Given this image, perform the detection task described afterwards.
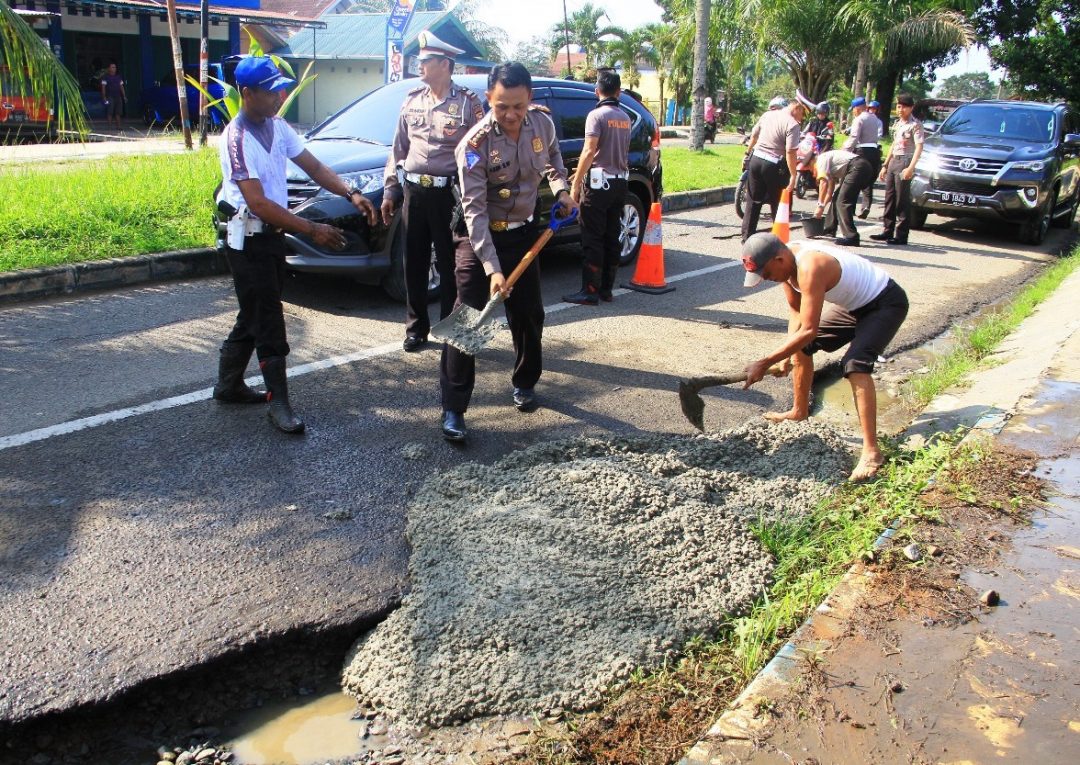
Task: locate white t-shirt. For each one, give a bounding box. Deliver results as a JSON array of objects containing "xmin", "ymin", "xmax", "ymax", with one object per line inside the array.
[
  {"xmin": 791, "ymin": 240, "xmax": 889, "ymax": 311},
  {"xmin": 218, "ymin": 113, "xmax": 305, "ymax": 220}
]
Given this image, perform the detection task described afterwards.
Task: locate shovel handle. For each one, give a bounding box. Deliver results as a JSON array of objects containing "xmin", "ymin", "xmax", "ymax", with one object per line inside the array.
[{"xmin": 501, "ymin": 228, "xmax": 555, "ymax": 292}]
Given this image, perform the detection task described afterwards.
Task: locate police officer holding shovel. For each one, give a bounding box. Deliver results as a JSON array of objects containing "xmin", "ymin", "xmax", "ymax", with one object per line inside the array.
[
  {"xmin": 562, "ymin": 69, "xmax": 631, "ymax": 306},
  {"xmin": 214, "ymin": 56, "xmax": 376, "ymax": 434},
  {"xmin": 439, "ymin": 62, "xmax": 577, "ymax": 442},
  {"xmin": 382, "ymin": 32, "xmax": 485, "ymax": 352}
]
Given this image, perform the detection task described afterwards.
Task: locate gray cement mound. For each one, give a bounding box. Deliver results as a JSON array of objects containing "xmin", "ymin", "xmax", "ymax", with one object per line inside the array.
[{"xmin": 343, "ymin": 420, "xmax": 851, "ymax": 726}]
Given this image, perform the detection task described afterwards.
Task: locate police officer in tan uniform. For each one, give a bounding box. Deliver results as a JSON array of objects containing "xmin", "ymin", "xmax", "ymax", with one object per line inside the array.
[
  {"xmin": 382, "ymin": 32, "xmax": 485, "ymax": 352},
  {"xmin": 439, "ymin": 62, "xmax": 578, "ymax": 442},
  {"xmin": 870, "ymin": 93, "xmax": 925, "ymax": 246}
]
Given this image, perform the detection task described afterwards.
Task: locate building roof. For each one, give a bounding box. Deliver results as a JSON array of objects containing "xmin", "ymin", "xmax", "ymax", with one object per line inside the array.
[
  {"xmin": 258, "ymin": 0, "xmax": 349, "ymax": 21},
  {"xmin": 273, "ymin": 11, "xmax": 480, "ymax": 62},
  {"xmin": 62, "ymin": 1, "xmax": 327, "ymax": 29}
]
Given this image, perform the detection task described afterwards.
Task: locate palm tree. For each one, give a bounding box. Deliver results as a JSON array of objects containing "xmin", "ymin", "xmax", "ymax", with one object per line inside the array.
[
  {"xmin": 641, "ymin": 22, "xmax": 677, "ymax": 124},
  {"xmin": 690, "ymin": 0, "xmax": 711, "ymax": 150},
  {"xmin": 550, "ymin": 2, "xmax": 624, "ymax": 72},
  {"xmin": 0, "ymin": 1, "xmax": 86, "ymax": 135},
  {"xmin": 604, "ymin": 28, "xmax": 656, "ymax": 91}
]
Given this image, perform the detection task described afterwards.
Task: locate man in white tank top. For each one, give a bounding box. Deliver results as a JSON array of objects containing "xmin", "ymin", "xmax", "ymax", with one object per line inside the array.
[{"xmin": 739, "ymin": 233, "xmax": 909, "ymax": 480}]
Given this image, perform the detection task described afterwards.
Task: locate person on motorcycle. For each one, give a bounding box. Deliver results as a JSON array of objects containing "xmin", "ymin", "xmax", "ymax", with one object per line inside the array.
[
  {"xmin": 805, "ymin": 102, "xmax": 834, "ymax": 153},
  {"xmin": 704, "ymin": 97, "xmax": 717, "ymax": 143}
]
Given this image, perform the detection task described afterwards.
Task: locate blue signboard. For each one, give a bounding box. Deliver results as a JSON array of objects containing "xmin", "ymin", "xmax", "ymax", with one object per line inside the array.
[
  {"xmin": 385, "ymin": 0, "xmax": 417, "ymax": 84},
  {"xmin": 387, "ymin": 0, "xmax": 416, "ymax": 36}
]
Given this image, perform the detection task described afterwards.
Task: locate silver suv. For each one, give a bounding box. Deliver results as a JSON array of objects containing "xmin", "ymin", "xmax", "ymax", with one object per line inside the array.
[{"xmin": 910, "ymin": 100, "xmax": 1080, "ymax": 244}]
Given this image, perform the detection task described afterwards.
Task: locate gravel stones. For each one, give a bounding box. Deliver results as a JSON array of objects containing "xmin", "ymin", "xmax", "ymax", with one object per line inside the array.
[{"xmin": 343, "ymin": 420, "xmax": 850, "ymax": 726}]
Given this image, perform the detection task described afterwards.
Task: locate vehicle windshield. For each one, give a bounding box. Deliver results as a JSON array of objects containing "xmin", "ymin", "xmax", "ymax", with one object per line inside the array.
[
  {"xmin": 306, "ymin": 84, "xmax": 413, "ymax": 145},
  {"xmin": 941, "ymin": 105, "xmax": 1056, "ymax": 143}
]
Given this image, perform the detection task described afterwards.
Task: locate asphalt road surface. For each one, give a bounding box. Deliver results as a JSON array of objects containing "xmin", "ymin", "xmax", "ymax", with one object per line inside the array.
[{"xmin": 0, "ymin": 198, "xmax": 1070, "ymax": 727}]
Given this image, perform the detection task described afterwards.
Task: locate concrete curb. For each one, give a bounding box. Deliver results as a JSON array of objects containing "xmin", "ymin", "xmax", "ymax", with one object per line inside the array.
[
  {"xmin": 0, "ymin": 248, "xmax": 227, "ymax": 306},
  {"xmin": 679, "ymin": 265, "xmax": 1080, "ymax": 763},
  {"xmin": 0, "ymin": 188, "xmax": 740, "ymax": 306}
]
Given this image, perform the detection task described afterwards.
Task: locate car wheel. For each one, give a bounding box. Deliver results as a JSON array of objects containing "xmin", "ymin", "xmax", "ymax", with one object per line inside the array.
[
  {"xmin": 1052, "ymin": 187, "xmax": 1078, "ymax": 229},
  {"xmin": 618, "ymin": 190, "xmax": 647, "ymax": 266},
  {"xmin": 909, "ymin": 206, "xmax": 928, "ymax": 230},
  {"xmin": 1019, "ymin": 195, "xmax": 1052, "ymax": 246},
  {"xmin": 143, "ymin": 105, "xmax": 157, "ymax": 126},
  {"xmin": 735, "ymin": 173, "xmax": 747, "ymax": 220},
  {"xmin": 380, "ymin": 226, "xmax": 441, "ymax": 303}
]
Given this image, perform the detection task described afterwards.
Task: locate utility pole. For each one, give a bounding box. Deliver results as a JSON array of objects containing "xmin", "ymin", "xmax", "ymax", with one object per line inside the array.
[
  {"xmin": 690, "ymin": 0, "xmax": 710, "ymax": 150},
  {"xmin": 199, "ymin": 0, "xmax": 209, "ymax": 146},
  {"xmin": 166, "ymin": 0, "xmax": 193, "ymax": 149},
  {"xmin": 562, "ymin": 0, "xmax": 572, "ymax": 79}
]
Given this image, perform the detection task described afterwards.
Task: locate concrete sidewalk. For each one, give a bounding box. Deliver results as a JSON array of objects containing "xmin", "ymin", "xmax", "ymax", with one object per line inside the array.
[{"xmin": 684, "ymin": 266, "xmax": 1080, "ymax": 764}]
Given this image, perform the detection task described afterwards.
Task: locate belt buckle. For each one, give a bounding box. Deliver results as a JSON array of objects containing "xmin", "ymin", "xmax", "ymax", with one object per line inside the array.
[
  {"xmin": 490, "ymin": 220, "xmax": 509, "ymax": 232},
  {"xmin": 419, "ymin": 174, "xmax": 433, "ymax": 188}
]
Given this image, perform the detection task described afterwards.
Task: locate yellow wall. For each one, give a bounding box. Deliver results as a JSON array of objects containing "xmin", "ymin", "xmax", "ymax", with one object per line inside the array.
[{"xmin": 286, "ymin": 59, "xmax": 384, "ymax": 126}]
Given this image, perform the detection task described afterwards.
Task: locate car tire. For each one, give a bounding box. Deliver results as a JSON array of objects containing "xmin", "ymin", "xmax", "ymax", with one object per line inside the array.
[
  {"xmin": 909, "ymin": 206, "xmax": 928, "ymax": 230},
  {"xmin": 618, "ymin": 190, "xmax": 647, "ymax": 266},
  {"xmin": 1052, "ymin": 187, "xmax": 1078, "ymax": 229},
  {"xmin": 734, "ymin": 173, "xmax": 747, "ymax": 220},
  {"xmin": 380, "ymin": 225, "xmax": 441, "ymax": 303},
  {"xmin": 1019, "ymin": 195, "xmax": 1052, "ymax": 246},
  {"xmin": 143, "ymin": 105, "xmax": 157, "ymax": 126}
]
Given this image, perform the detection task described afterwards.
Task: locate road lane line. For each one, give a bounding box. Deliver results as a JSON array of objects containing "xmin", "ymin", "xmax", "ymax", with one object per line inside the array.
[{"xmin": 0, "ymin": 260, "xmax": 740, "ymax": 452}]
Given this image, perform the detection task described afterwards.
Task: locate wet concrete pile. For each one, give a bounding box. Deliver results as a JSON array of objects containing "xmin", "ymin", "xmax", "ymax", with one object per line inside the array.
[{"xmin": 343, "ymin": 420, "xmax": 851, "ymax": 727}]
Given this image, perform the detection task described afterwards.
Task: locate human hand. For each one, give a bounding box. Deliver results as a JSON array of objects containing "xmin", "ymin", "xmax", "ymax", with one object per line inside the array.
[
  {"xmin": 879, "ymin": 168, "xmax": 887, "ymax": 181},
  {"xmin": 489, "ymin": 272, "xmax": 509, "ymax": 298},
  {"xmin": 743, "ymin": 359, "xmax": 772, "ymax": 389},
  {"xmin": 310, "ymin": 222, "xmax": 348, "ymax": 251},
  {"xmin": 380, "ymin": 198, "xmax": 395, "ymax": 227},
  {"xmin": 901, "ymin": 167, "xmax": 914, "ymax": 181},
  {"xmin": 557, "ymin": 192, "xmax": 579, "ymax": 220}
]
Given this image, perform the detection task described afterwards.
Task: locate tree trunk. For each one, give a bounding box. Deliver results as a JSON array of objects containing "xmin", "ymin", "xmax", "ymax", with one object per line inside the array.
[
  {"xmin": 658, "ymin": 73, "xmax": 666, "ymax": 126},
  {"xmin": 853, "ymin": 47, "xmax": 869, "ymax": 99},
  {"xmin": 876, "ymin": 65, "xmax": 900, "ymax": 134},
  {"xmin": 690, "ymin": 0, "xmax": 710, "ymax": 150}
]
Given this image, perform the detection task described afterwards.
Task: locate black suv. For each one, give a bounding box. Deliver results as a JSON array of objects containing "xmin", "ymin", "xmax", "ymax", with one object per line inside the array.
[
  {"xmin": 910, "ymin": 100, "xmax": 1080, "ymax": 244},
  {"xmin": 274, "ymin": 75, "xmax": 662, "ymax": 301}
]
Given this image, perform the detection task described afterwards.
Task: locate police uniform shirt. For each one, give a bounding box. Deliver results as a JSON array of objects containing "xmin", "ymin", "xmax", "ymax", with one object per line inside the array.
[
  {"xmin": 586, "ymin": 100, "xmax": 631, "ymax": 175},
  {"xmin": 849, "ymin": 111, "xmax": 883, "ymax": 145},
  {"xmin": 891, "ymin": 115, "xmax": 925, "ymax": 157},
  {"xmin": 219, "ymin": 113, "xmax": 305, "ymax": 218},
  {"xmin": 751, "ymin": 109, "xmax": 801, "ymax": 161},
  {"xmin": 455, "ymin": 106, "xmax": 570, "ymax": 276},
  {"xmin": 815, "ymin": 149, "xmax": 859, "ymax": 182},
  {"xmin": 384, "ymin": 81, "xmax": 485, "ymax": 193}
]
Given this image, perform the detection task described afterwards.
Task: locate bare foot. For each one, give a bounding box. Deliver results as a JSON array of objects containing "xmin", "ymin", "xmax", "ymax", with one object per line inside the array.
[
  {"xmin": 849, "ymin": 453, "xmax": 885, "ymax": 482},
  {"xmin": 763, "ymin": 409, "xmax": 808, "ymax": 423}
]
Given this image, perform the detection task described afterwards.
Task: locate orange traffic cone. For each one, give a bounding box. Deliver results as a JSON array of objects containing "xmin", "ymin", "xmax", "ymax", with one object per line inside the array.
[
  {"xmin": 623, "ymin": 202, "xmax": 675, "ymax": 294},
  {"xmin": 771, "ymin": 188, "xmax": 792, "ymax": 243}
]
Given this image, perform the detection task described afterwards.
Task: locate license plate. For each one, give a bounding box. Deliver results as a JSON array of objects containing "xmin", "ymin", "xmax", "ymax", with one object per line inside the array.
[
  {"xmin": 8, "ymin": 111, "xmax": 27, "ymax": 123},
  {"xmin": 936, "ymin": 191, "xmax": 978, "ymax": 205}
]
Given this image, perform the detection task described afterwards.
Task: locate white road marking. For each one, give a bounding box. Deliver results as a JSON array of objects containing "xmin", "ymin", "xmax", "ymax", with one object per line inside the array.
[{"xmin": 0, "ymin": 261, "xmax": 740, "ymax": 452}]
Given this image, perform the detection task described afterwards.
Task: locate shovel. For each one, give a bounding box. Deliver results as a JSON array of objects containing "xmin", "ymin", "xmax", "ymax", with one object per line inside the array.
[
  {"xmin": 432, "ymin": 203, "xmax": 579, "ymax": 356},
  {"xmin": 678, "ymin": 365, "xmax": 786, "ymax": 432}
]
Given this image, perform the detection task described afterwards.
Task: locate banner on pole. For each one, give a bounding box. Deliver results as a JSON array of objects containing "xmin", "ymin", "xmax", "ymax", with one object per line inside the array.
[{"xmin": 384, "ymin": 0, "xmax": 417, "ymax": 83}]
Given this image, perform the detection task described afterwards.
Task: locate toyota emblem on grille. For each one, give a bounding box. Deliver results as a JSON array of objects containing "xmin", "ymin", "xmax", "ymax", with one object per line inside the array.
[{"xmin": 958, "ymin": 158, "xmax": 978, "ymax": 171}]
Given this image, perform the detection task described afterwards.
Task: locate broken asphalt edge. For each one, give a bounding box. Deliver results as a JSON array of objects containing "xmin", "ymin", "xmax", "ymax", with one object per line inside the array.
[
  {"xmin": 679, "ymin": 262, "xmax": 1080, "ymax": 762},
  {"xmin": 0, "ymin": 188, "xmax": 737, "ymax": 307}
]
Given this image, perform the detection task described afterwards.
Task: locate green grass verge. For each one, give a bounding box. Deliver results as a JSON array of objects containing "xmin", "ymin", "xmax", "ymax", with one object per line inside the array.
[
  {"xmin": 662, "ymin": 145, "xmax": 745, "ymax": 193},
  {"xmin": 0, "ymin": 150, "xmax": 219, "ymax": 272},
  {"xmin": 904, "ymin": 245, "xmax": 1080, "ymax": 405}
]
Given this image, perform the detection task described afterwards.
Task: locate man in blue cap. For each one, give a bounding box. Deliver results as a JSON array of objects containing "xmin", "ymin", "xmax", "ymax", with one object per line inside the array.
[
  {"xmin": 844, "ymin": 96, "xmax": 883, "ymax": 219},
  {"xmin": 214, "ymin": 56, "xmax": 376, "ymax": 434}
]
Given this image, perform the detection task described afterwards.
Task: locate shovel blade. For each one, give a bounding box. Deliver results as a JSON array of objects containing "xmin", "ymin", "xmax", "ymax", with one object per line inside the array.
[
  {"xmin": 431, "ymin": 299, "xmax": 502, "ymax": 356},
  {"xmin": 678, "ymin": 379, "xmax": 706, "ymax": 432}
]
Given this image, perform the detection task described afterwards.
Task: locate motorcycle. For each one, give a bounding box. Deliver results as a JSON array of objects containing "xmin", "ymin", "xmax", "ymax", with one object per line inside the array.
[
  {"xmin": 794, "ymin": 123, "xmax": 834, "ymax": 199},
  {"xmin": 734, "ymin": 154, "xmax": 773, "ymax": 221},
  {"xmin": 704, "ymin": 118, "xmax": 717, "ymax": 143}
]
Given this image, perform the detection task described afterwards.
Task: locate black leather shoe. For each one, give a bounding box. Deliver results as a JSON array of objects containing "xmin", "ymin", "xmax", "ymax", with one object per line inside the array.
[
  {"xmin": 403, "ymin": 335, "xmax": 427, "ymax": 352},
  {"xmin": 562, "ymin": 289, "xmax": 599, "ymax": 306},
  {"xmin": 512, "ymin": 387, "xmax": 537, "ymax": 412},
  {"xmin": 441, "ymin": 410, "xmax": 466, "ymax": 442},
  {"xmin": 599, "ymin": 289, "xmax": 614, "ymax": 302},
  {"xmin": 834, "ymin": 235, "xmax": 860, "ymax": 246},
  {"xmin": 857, "ymin": 207, "xmax": 871, "ymax": 219},
  {"xmin": 886, "ymin": 237, "xmax": 908, "ymax": 245},
  {"xmin": 869, "ymin": 231, "xmax": 893, "ymax": 241}
]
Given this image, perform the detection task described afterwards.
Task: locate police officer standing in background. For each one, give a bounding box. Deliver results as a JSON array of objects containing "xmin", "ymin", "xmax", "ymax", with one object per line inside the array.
[
  {"xmin": 845, "ymin": 97, "xmax": 883, "ymax": 218},
  {"xmin": 563, "ymin": 69, "xmax": 631, "ymax": 306},
  {"xmin": 871, "ymin": 93, "xmax": 925, "ymax": 246},
  {"xmin": 215, "ymin": 57, "xmax": 376, "ymax": 433},
  {"xmin": 382, "ymin": 32, "xmax": 486, "ymax": 352},
  {"xmin": 439, "ymin": 62, "xmax": 578, "ymax": 442},
  {"xmin": 742, "ymin": 99, "xmax": 807, "ymax": 242}
]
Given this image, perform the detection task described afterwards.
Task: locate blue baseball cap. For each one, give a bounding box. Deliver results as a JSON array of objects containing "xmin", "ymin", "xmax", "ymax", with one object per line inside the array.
[
  {"xmin": 234, "ymin": 56, "xmax": 294, "ymax": 92},
  {"xmin": 850, "ymin": 96, "xmax": 866, "ymax": 108},
  {"xmin": 868, "ymin": 100, "xmax": 880, "ymax": 109}
]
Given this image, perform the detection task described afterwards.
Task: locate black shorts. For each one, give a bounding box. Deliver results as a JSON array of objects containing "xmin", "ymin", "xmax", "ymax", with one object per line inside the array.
[{"xmin": 802, "ymin": 280, "xmax": 909, "ymax": 376}]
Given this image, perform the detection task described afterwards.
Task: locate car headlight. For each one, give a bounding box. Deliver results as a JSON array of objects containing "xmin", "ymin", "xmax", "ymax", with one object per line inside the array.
[
  {"xmin": 915, "ymin": 154, "xmax": 940, "ymax": 174},
  {"xmin": 314, "ymin": 171, "xmax": 383, "ymax": 200},
  {"xmin": 1010, "ymin": 160, "xmax": 1045, "ymax": 173}
]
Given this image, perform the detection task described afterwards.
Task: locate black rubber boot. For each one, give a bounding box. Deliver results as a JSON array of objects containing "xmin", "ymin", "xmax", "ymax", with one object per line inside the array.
[
  {"xmin": 259, "ymin": 356, "xmax": 305, "ymax": 434},
  {"xmin": 213, "ymin": 341, "xmax": 264, "ymax": 404}
]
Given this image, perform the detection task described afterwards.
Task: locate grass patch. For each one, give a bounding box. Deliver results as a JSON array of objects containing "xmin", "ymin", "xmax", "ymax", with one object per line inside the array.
[
  {"xmin": 662, "ymin": 145, "xmax": 745, "ymax": 193},
  {"xmin": 528, "ymin": 434, "xmax": 976, "ymax": 765},
  {"xmin": 904, "ymin": 245, "xmax": 1080, "ymax": 405},
  {"xmin": 0, "ymin": 150, "xmax": 219, "ymax": 272}
]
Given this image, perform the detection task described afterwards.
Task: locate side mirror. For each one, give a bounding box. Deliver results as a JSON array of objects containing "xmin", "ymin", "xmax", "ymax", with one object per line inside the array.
[{"xmin": 1065, "ymin": 133, "xmax": 1080, "ymax": 147}]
